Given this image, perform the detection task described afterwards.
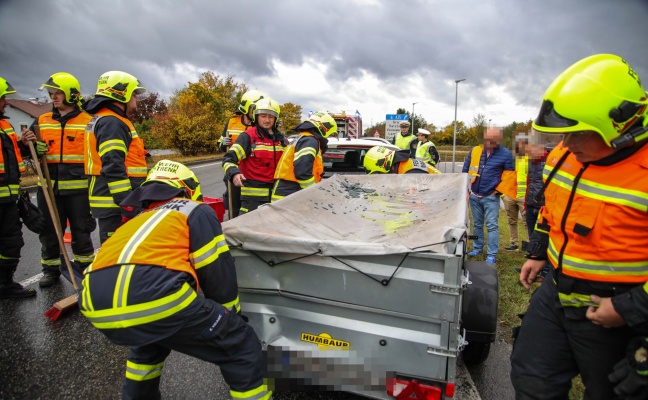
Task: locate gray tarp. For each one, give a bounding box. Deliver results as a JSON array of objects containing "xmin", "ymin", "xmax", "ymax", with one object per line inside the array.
[{"xmin": 222, "ymin": 173, "xmax": 470, "ymax": 256}]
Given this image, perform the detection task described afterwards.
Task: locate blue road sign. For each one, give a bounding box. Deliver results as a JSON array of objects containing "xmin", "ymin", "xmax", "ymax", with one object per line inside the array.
[{"xmin": 386, "ymin": 114, "xmax": 409, "ymax": 121}]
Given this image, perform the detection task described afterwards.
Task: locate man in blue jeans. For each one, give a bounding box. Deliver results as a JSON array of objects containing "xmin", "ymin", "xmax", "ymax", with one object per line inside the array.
[{"xmin": 462, "ymin": 128, "xmax": 514, "ymax": 264}]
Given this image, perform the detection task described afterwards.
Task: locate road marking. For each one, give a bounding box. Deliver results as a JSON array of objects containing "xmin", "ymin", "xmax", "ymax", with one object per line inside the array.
[{"xmin": 21, "ymin": 273, "xmax": 44, "ymax": 287}]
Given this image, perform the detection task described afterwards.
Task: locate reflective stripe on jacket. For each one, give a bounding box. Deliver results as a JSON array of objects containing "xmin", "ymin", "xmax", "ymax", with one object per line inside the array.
[
  {"xmin": 415, "ymin": 141, "xmax": 436, "ymax": 165},
  {"xmin": 515, "ymin": 155, "xmax": 528, "ymax": 198},
  {"xmin": 223, "ymin": 126, "xmax": 285, "ymax": 184},
  {"xmin": 0, "ymin": 119, "xmax": 25, "ymax": 200},
  {"xmin": 540, "ymin": 144, "xmax": 648, "ymax": 290}
]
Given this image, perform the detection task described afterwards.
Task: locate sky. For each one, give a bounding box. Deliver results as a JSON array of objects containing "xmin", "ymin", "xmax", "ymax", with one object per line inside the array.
[{"xmin": 2, "ymin": 0, "xmax": 647, "ymax": 131}]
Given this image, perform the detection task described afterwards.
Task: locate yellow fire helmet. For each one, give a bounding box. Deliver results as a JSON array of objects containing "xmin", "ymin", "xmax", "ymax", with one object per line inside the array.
[
  {"xmin": 238, "ymin": 89, "xmax": 266, "ymax": 115},
  {"xmin": 308, "ymin": 111, "xmax": 338, "ymax": 138},
  {"xmin": 144, "ymin": 160, "xmax": 202, "ymax": 201},
  {"xmin": 40, "ymin": 72, "xmax": 83, "ymax": 105},
  {"xmin": 253, "ymin": 97, "xmax": 281, "ymax": 125},
  {"xmin": 0, "ymin": 77, "xmax": 17, "ymax": 98},
  {"xmin": 363, "ymin": 146, "xmax": 396, "ymax": 174},
  {"xmin": 533, "ymin": 54, "xmax": 648, "ymax": 148},
  {"xmin": 95, "ymin": 71, "xmax": 146, "ymax": 103}
]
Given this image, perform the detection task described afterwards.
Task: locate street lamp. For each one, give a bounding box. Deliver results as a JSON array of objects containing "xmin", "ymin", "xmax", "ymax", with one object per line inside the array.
[
  {"xmin": 411, "ymin": 102, "xmax": 418, "ymax": 136},
  {"xmin": 452, "ymin": 79, "xmax": 466, "ymax": 172},
  {"xmin": 488, "ymin": 118, "xmax": 492, "ymax": 129}
]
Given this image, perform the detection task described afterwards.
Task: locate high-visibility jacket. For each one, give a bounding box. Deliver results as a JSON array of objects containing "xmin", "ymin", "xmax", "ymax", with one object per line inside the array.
[
  {"xmin": 515, "ymin": 155, "xmax": 528, "ymax": 199},
  {"xmin": 222, "ymin": 126, "xmax": 286, "ymax": 200},
  {"xmin": 218, "ymin": 115, "xmax": 247, "ymax": 152},
  {"xmin": 538, "ymin": 143, "xmax": 648, "ymax": 306},
  {"xmin": 81, "ymin": 197, "xmax": 240, "ymax": 331},
  {"xmin": 38, "ymin": 110, "xmax": 92, "ymax": 194},
  {"xmin": 394, "ymin": 132, "xmax": 415, "ymax": 150},
  {"xmin": 466, "ymin": 145, "xmax": 516, "ymax": 198},
  {"xmin": 84, "ymin": 108, "xmax": 147, "ymax": 216},
  {"xmin": 0, "ymin": 119, "xmax": 25, "ymax": 201},
  {"xmin": 415, "ymin": 140, "xmax": 438, "ymax": 166},
  {"xmin": 274, "ymin": 134, "xmax": 323, "ymax": 187}
]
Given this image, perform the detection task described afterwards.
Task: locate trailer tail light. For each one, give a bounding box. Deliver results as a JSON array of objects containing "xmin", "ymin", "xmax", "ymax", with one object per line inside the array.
[{"xmin": 386, "ymin": 377, "xmax": 443, "ymax": 400}]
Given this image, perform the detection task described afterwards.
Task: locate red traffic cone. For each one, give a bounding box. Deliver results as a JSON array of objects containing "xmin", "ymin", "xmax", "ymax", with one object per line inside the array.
[{"xmin": 63, "ymin": 221, "xmax": 71, "ymax": 243}]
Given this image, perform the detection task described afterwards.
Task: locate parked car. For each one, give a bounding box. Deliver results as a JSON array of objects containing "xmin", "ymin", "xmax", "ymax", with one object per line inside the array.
[{"xmin": 323, "ymin": 137, "xmax": 399, "ymax": 176}]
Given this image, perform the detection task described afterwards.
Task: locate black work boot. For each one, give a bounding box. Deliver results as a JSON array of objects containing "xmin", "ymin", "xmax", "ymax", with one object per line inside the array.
[
  {"xmin": 39, "ymin": 267, "xmax": 61, "ymax": 287},
  {"xmin": 0, "ymin": 268, "xmax": 36, "ymax": 299}
]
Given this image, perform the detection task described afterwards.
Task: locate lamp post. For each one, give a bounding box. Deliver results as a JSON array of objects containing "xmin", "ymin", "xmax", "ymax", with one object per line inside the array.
[
  {"xmin": 488, "ymin": 118, "xmax": 492, "ymax": 129},
  {"xmin": 452, "ymin": 79, "xmax": 466, "ymax": 172},
  {"xmin": 411, "ymin": 102, "xmax": 418, "ymax": 136}
]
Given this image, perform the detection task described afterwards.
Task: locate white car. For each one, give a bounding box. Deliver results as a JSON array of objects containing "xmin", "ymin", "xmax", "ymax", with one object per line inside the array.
[{"xmin": 323, "ymin": 136, "xmax": 399, "ymax": 175}]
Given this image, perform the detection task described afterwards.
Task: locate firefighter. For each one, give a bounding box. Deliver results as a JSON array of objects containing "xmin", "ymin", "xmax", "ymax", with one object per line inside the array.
[
  {"xmin": 218, "ymin": 90, "xmax": 266, "ymax": 218},
  {"xmin": 510, "ymin": 54, "xmax": 648, "ymax": 399},
  {"xmin": 80, "ymin": 160, "xmax": 270, "ymax": 400},
  {"xmin": 363, "ymin": 145, "xmax": 441, "ymax": 174},
  {"xmin": 0, "ymin": 77, "xmax": 40, "ymax": 298},
  {"xmin": 83, "ymin": 71, "xmax": 148, "ymax": 243},
  {"xmin": 391, "ymin": 120, "xmax": 415, "ymax": 150},
  {"xmin": 222, "ymin": 98, "xmax": 287, "ymax": 215},
  {"xmin": 413, "ymin": 128, "xmax": 440, "ymax": 166},
  {"xmin": 25, "ymin": 72, "xmax": 96, "ymax": 287},
  {"xmin": 271, "ymin": 111, "xmax": 337, "ymax": 202}
]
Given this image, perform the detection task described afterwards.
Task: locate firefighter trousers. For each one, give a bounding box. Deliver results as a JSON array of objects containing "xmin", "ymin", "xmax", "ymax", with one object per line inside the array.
[
  {"xmin": 0, "ymin": 200, "xmax": 23, "ymax": 280},
  {"xmin": 510, "ymin": 268, "xmax": 635, "ymax": 399},
  {"xmin": 37, "ymin": 190, "xmax": 95, "ymax": 269},
  {"xmin": 121, "ymin": 297, "xmax": 269, "ymax": 400}
]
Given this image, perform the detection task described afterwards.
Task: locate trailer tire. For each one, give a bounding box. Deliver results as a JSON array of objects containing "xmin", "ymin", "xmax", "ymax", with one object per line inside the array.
[{"xmin": 462, "ymin": 341, "xmax": 491, "ymax": 366}]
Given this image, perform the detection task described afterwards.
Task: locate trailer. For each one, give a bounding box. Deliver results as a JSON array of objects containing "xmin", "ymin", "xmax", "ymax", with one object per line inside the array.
[{"xmin": 222, "ymin": 173, "xmax": 498, "ymax": 399}]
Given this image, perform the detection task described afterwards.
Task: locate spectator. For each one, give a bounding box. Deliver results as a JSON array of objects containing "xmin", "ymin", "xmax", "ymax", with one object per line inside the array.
[
  {"xmin": 462, "ymin": 127, "xmax": 515, "ymax": 265},
  {"xmin": 503, "ymin": 133, "xmax": 529, "ymax": 251}
]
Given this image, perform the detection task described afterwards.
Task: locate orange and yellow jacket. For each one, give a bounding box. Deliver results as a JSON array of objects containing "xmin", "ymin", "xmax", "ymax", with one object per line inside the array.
[{"xmin": 0, "ymin": 118, "xmax": 25, "ymax": 201}]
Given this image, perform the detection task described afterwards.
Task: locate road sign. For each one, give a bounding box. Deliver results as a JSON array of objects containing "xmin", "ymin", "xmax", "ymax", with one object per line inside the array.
[{"xmin": 385, "ymin": 114, "xmax": 409, "ymax": 142}]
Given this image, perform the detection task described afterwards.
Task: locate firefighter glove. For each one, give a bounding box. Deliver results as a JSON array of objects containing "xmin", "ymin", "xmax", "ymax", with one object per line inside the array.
[
  {"xmin": 35, "ymin": 140, "xmax": 49, "ymax": 157},
  {"xmin": 221, "ymin": 136, "xmax": 231, "ymax": 146},
  {"xmin": 609, "ymin": 336, "xmax": 648, "ymax": 400}
]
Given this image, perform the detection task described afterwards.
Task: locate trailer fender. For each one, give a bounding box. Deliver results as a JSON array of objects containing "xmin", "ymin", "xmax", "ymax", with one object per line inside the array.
[{"xmin": 461, "ymin": 260, "xmax": 499, "ymax": 344}]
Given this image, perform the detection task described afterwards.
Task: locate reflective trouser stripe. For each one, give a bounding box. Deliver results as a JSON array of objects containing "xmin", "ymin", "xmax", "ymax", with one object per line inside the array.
[
  {"xmin": 125, "ymin": 360, "xmax": 164, "ymax": 381},
  {"xmin": 230, "ymin": 383, "xmax": 272, "ymax": 400}
]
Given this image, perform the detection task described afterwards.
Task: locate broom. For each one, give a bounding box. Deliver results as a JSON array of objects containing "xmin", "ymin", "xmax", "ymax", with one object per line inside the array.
[{"xmin": 27, "ymin": 127, "xmax": 81, "ymax": 321}]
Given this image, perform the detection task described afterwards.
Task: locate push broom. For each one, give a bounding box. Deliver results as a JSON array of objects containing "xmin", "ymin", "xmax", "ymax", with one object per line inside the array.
[{"xmin": 27, "ymin": 127, "xmax": 82, "ymax": 321}]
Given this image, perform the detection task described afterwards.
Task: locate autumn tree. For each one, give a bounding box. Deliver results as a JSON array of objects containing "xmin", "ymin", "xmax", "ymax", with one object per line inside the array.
[
  {"xmin": 278, "ymin": 102, "xmax": 302, "ymax": 134},
  {"xmin": 131, "ymin": 92, "xmax": 168, "ymax": 124},
  {"xmin": 148, "ymin": 72, "xmax": 248, "ymax": 155}
]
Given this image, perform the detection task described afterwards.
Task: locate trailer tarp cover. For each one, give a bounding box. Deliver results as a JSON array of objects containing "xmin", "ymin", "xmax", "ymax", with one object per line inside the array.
[{"xmin": 222, "ymin": 173, "xmax": 469, "ymax": 256}]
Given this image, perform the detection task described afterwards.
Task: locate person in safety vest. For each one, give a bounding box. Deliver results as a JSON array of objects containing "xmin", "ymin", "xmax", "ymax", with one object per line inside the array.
[
  {"xmin": 80, "ymin": 160, "xmax": 270, "ymax": 400},
  {"xmin": 0, "ymin": 77, "xmax": 40, "ymax": 298},
  {"xmin": 510, "ymin": 54, "xmax": 648, "ymax": 400},
  {"xmin": 413, "ymin": 128, "xmax": 440, "ymax": 166},
  {"xmin": 83, "ymin": 71, "xmax": 148, "ymax": 243},
  {"xmin": 363, "ymin": 145, "xmax": 441, "ymax": 174},
  {"xmin": 391, "ymin": 120, "xmax": 415, "ymax": 150},
  {"xmin": 271, "ymin": 111, "xmax": 337, "ymax": 202},
  {"xmin": 218, "ymin": 90, "xmax": 266, "ymax": 218},
  {"xmin": 502, "ymin": 133, "xmax": 529, "ymax": 253},
  {"xmin": 22, "ymin": 73, "xmax": 96, "ymax": 287},
  {"xmin": 222, "ymin": 97, "xmax": 287, "ymax": 215},
  {"xmin": 461, "ymin": 127, "xmax": 515, "ymax": 265}
]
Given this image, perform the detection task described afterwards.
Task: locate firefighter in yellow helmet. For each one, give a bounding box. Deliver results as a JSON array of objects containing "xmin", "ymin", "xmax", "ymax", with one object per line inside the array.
[
  {"xmin": 510, "ymin": 54, "xmax": 648, "ymax": 399},
  {"xmin": 271, "ymin": 111, "xmax": 337, "ymax": 202},
  {"xmin": 22, "ymin": 72, "xmax": 96, "ymax": 287},
  {"xmin": 222, "ymin": 98, "xmax": 287, "ymax": 215},
  {"xmin": 0, "ymin": 77, "xmax": 39, "ymax": 298},
  {"xmin": 363, "ymin": 145, "xmax": 441, "ymax": 174},
  {"xmin": 80, "ymin": 160, "xmax": 270, "ymax": 400},
  {"xmin": 218, "ymin": 90, "xmax": 266, "ymax": 219},
  {"xmin": 83, "ymin": 71, "xmax": 149, "ymax": 243}
]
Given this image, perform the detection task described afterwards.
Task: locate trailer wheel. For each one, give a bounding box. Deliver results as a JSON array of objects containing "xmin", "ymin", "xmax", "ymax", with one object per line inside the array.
[{"xmin": 462, "ymin": 341, "xmax": 491, "ymax": 366}]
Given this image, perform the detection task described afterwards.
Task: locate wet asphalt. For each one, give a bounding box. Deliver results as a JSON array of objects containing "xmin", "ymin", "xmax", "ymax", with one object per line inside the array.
[{"xmin": 0, "ymin": 160, "xmax": 513, "ymax": 399}]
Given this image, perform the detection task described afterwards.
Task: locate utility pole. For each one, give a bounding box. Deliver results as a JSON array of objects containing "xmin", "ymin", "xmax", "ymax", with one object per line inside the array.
[{"xmin": 452, "ymin": 79, "xmax": 466, "ymax": 172}]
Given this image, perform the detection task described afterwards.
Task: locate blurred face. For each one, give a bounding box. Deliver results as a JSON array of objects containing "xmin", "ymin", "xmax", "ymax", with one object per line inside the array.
[
  {"xmin": 0, "ymin": 95, "xmax": 6, "ymax": 114},
  {"xmin": 257, "ymin": 113, "xmax": 276, "ymax": 129},
  {"xmin": 484, "ymin": 128, "xmax": 502, "ymax": 151},
  {"xmin": 400, "ymin": 125, "xmax": 410, "ymax": 134},
  {"xmin": 126, "ymin": 94, "xmax": 139, "ymax": 118},
  {"xmin": 417, "ymin": 133, "xmax": 428, "ymax": 142},
  {"xmin": 562, "ymin": 130, "xmax": 616, "ymax": 163}
]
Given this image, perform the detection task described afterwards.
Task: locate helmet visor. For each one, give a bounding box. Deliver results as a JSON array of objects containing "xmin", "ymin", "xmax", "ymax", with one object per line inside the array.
[{"xmin": 534, "ymin": 100, "xmax": 579, "ymax": 131}]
